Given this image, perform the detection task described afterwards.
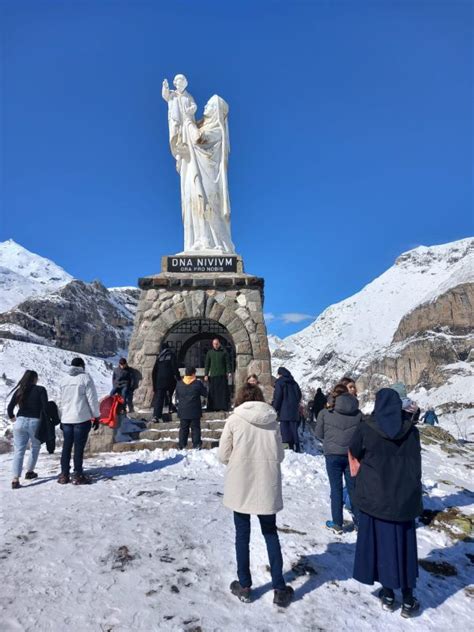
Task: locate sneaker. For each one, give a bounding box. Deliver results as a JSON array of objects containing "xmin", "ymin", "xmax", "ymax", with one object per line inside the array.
[
  {"xmin": 273, "ymin": 585, "xmax": 294, "ymax": 608},
  {"xmin": 325, "ymin": 520, "xmax": 343, "ymax": 534},
  {"xmin": 72, "ymin": 473, "xmax": 92, "ymax": 485},
  {"xmin": 25, "ymin": 471, "xmax": 38, "ymax": 480},
  {"xmin": 57, "ymin": 473, "xmax": 70, "ymax": 484},
  {"xmin": 378, "ymin": 588, "xmax": 395, "ymax": 612},
  {"xmin": 11, "ymin": 480, "xmax": 21, "ymax": 489},
  {"xmin": 401, "ymin": 598, "xmax": 420, "ymax": 618},
  {"xmin": 230, "ymin": 580, "xmax": 251, "ymax": 603}
]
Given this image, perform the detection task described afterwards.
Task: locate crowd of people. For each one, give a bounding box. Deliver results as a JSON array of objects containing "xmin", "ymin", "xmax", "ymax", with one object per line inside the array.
[{"xmin": 6, "ymin": 345, "xmax": 435, "ymax": 616}]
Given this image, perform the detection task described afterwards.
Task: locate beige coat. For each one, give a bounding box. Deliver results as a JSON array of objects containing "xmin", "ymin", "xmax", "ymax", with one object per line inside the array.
[{"xmin": 218, "ymin": 401, "xmax": 285, "ymax": 515}]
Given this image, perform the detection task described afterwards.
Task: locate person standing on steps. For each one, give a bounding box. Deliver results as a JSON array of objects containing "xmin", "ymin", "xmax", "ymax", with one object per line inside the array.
[
  {"xmin": 152, "ymin": 342, "xmax": 181, "ymax": 422},
  {"xmin": 218, "ymin": 383, "xmax": 294, "ymax": 608},
  {"xmin": 315, "ymin": 383, "xmax": 362, "ymax": 533},
  {"xmin": 111, "ymin": 358, "xmax": 134, "ymax": 412},
  {"xmin": 7, "ymin": 370, "xmax": 48, "ymax": 489},
  {"xmin": 58, "ymin": 358, "xmax": 100, "ymax": 485},
  {"xmin": 349, "ymin": 388, "xmax": 422, "ymax": 618},
  {"xmin": 271, "ymin": 367, "xmax": 302, "ymax": 452},
  {"xmin": 175, "ymin": 367, "xmax": 207, "ymax": 449},
  {"xmin": 204, "ymin": 338, "xmax": 232, "ymax": 412}
]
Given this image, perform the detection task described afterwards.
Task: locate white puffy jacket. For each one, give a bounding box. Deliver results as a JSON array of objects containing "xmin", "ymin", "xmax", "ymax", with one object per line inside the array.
[
  {"xmin": 60, "ymin": 367, "xmax": 100, "ymax": 424},
  {"xmin": 218, "ymin": 401, "xmax": 285, "ymax": 515}
]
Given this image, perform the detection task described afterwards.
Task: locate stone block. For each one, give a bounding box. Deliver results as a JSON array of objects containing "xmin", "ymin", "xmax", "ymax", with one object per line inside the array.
[
  {"xmin": 236, "ymin": 343, "xmax": 252, "ymax": 356},
  {"xmin": 236, "ymin": 293, "xmax": 247, "ymax": 307},
  {"xmin": 191, "ymin": 290, "xmax": 206, "ymax": 317},
  {"xmin": 237, "ymin": 350, "xmax": 252, "ymax": 369},
  {"xmin": 174, "ymin": 303, "xmax": 187, "ymax": 321},
  {"xmin": 86, "ymin": 424, "xmax": 115, "ymax": 454},
  {"xmin": 220, "ymin": 308, "xmax": 236, "ymax": 326},
  {"xmin": 183, "ymin": 294, "xmax": 194, "ymax": 317},
  {"xmin": 235, "ymin": 307, "xmax": 250, "ymax": 322},
  {"xmin": 233, "ymin": 328, "xmax": 250, "ymax": 345},
  {"xmin": 227, "ymin": 317, "xmax": 243, "ymax": 335},
  {"xmin": 205, "ymin": 297, "xmax": 216, "ymax": 317},
  {"xmin": 209, "ymin": 303, "xmax": 225, "ymax": 321}
]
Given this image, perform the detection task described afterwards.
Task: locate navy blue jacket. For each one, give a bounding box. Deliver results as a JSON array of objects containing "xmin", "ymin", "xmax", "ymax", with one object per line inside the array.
[
  {"xmin": 271, "ymin": 369, "xmax": 302, "ymax": 422},
  {"xmin": 175, "ymin": 379, "xmax": 207, "ymax": 419}
]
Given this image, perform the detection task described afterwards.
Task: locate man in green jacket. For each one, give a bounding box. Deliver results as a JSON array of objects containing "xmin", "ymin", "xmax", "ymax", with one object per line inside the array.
[{"xmin": 205, "ymin": 338, "xmax": 232, "ymax": 412}]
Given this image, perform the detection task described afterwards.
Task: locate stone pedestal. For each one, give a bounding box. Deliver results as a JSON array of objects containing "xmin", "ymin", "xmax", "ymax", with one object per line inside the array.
[{"xmin": 127, "ymin": 258, "xmax": 273, "ymax": 409}]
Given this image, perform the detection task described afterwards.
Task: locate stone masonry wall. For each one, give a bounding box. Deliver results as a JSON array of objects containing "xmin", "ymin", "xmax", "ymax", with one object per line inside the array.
[{"xmin": 127, "ymin": 274, "xmax": 273, "ymax": 409}]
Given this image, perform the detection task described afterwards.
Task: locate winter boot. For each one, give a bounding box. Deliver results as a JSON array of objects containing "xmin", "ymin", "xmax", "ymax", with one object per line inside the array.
[
  {"xmin": 230, "ymin": 581, "xmax": 251, "ymax": 603},
  {"xmin": 25, "ymin": 471, "xmax": 38, "ymax": 480},
  {"xmin": 273, "ymin": 585, "xmax": 294, "ymax": 608},
  {"xmin": 325, "ymin": 520, "xmax": 343, "ymax": 534},
  {"xmin": 72, "ymin": 473, "xmax": 92, "ymax": 485},
  {"xmin": 11, "ymin": 479, "xmax": 21, "ymax": 489},
  {"xmin": 401, "ymin": 597, "xmax": 420, "ymax": 618},
  {"xmin": 57, "ymin": 473, "xmax": 70, "ymax": 484},
  {"xmin": 378, "ymin": 587, "xmax": 395, "ymax": 611}
]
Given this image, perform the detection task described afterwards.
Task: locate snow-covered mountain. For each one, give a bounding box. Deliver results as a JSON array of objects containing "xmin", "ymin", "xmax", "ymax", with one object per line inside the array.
[
  {"xmin": 0, "ymin": 239, "xmax": 73, "ymax": 312},
  {"xmin": 271, "ymin": 238, "xmax": 474, "ymax": 415}
]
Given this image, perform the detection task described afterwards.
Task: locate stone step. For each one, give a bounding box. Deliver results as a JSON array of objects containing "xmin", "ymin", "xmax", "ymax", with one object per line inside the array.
[
  {"xmin": 112, "ymin": 438, "xmax": 219, "ymax": 453},
  {"xmin": 139, "ymin": 428, "xmax": 223, "ymax": 441},
  {"xmin": 130, "ymin": 410, "xmax": 230, "ymax": 423},
  {"xmin": 146, "ymin": 420, "xmax": 227, "ymax": 431}
]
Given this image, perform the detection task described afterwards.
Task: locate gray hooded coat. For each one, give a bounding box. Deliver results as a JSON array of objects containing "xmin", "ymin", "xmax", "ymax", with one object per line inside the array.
[{"xmin": 315, "ymin": 393, "xmax": 362, "ymax": 456}]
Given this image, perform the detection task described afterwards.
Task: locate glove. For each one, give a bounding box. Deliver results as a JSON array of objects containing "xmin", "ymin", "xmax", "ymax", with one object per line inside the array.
[{"xmin": 92, "ymin": 418, "xmax": 100, "ymax": 431}]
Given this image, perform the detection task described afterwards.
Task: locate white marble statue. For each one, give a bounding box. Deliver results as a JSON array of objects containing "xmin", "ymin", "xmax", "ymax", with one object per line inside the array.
[{"xmin": 162, "ymin": 74, "xmax": 235, "ymax": 254}]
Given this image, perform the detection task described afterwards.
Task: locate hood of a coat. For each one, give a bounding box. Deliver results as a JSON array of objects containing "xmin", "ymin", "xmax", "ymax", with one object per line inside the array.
[
  {"xmin": 68, "ymin": 367, "xmax": 85, "ymax": 377},
  {"xmin": 277, "ymin": 367, "xmax": 296, "ymax": 384},
  {"xmin": 334, "ymin": 393, "xmax": 360, "ymax": 416},
  {"xmin": 233, "ymin": 401, "xmax": 278, "ymax": 427},
  {"xmin": 365, "ymin": 416, "xmax": 414, "ymax": 441}
]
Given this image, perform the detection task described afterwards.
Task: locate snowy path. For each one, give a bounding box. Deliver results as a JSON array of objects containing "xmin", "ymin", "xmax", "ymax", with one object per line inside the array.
[{"xmin": 0, "ymin": 436, "xmax": 473, "ymax": 632}]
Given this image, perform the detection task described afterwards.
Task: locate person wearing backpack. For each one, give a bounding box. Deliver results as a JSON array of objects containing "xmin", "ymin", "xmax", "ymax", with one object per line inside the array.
[
  {"xmin": 7, "ymin": 370, "xmax": 48, "ymax": 489},
  {"xmin": 219, "ymin": 384, "xmax": 294, "ymax": 608},
  {"xmin": 58, "ymin": 357, "xmax": 100, "ymax": 485},
  {"xmin": 349, "ymin": 388, "xmax": 422, "ymax": 618},
  {"xmin": 175, "ymin": 366, "xmax": 207, "ymax": 449}
]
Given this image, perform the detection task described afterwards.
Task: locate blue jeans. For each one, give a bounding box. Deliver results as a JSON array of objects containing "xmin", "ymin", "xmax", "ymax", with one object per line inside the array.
[
  {"xmin": 325, "ymin": 454, "xmax": 359, "ymax": 526},
  {"xmin": 12, "ymin": 416, "xmax": 41, "ymax": 478},
  {"xmin": 61, "ymin": 421, "xmax": 91, "ymax": 475},
  {"xmin": 233, "ymin": 512, "xmax": 285, "ymax": 590},
  {"xmin": 111, "ymin": 386, "xmax": 129, "ymax": 407}
]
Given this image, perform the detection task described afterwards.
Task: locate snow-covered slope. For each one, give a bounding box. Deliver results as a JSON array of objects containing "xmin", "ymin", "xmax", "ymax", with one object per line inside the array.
[
  {"xmin": 0, "ymin": 240, "xmax": 73, "ymax": 312},
  {"xmin": 272, "ymin": 238, "xmax": 473, "ymax": 392}
]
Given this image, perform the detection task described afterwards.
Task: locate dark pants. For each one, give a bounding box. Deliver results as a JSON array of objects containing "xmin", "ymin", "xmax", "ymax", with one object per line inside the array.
[
  {"xmin": 153, "ymin": 385, "xmax": 176, "ymax": 419},
  {"xmin": 233, "ymin": 512, "xmax": 285, "ymax": 590},
  {"xmin": 61, "ymin": 421, "xmax": 92, "ymax": 475},
  {"xmin": 280, "ymin": 420, "xmax": 300, "ymax": 452},
  {"xmin": 325, "ymin": 454, "xmax": 359, "ymax": 526},
  {"xmin": 178, "ymin": 418, "xmax": 201, "ymax": 449},
  {"xmin": 111, "ymin": 386, "xmax": 129, "ymax": 411}
]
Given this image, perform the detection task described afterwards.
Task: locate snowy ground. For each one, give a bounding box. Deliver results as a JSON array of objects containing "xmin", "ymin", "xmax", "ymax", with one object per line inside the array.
[{"xmin": 1, "ymin": 430, "xmax": 472, "ymax": 632}]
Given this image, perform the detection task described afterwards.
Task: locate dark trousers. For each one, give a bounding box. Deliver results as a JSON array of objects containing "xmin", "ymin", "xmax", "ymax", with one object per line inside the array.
[
  {"xmin": 111, "ymin": 386, "xmax": 129, "ymax": 410},
  {"xmin": 61, "ymin": 421, "xmax": 92, "ymax": 475},
  {"xmin": 153, "ymin": 386, "xmax": 176, "ymax": 418},
  {"xmin": 280, "ymin": 420, "xmax": 300, "ymax": 452},
  {"xmin": 178, "ymin": 418, "xmax": 201, "ymax": 448},
  {"xmin": 233, "ymin": 512, "xmax": 285, "ymax": 591},
  {"xmin": 325, "ymin": 454, "xmax": 359, "ymax": 526}
]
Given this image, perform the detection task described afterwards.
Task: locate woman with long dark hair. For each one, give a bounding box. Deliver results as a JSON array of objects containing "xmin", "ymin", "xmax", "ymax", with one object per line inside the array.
[
  {"xmin": 349, "ymin": 388, "xmax": 422, "ymax": 618},
  {"xmin": 7, "ymin": 370, "xmax": 48, "ymax": 489},
  {"xmin": 218, "ymin": 384, "xmax": 294, "ymax": 608}
]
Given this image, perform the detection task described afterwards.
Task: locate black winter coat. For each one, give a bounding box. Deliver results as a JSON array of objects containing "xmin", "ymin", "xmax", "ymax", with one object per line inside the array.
[
  {"xmin": 112, "ymin": 366, "xmax": 134, "ymax": 389},
  {"xmin": 152, "ymin": 349, "xmax": 181, "ymax": 389},
  {"xmin": 175, "ymin": 380, "xmax": 207, "ymax": 419},
  {"xmin": 349, "ymin": 417, "xmax": 422, "ymax": 522},
  {"xmin": 272, "ymin": 369, "xmax": 301, "ymax": 422},
  {"xmin": 35, "ymin": 401, "xmax": 61, "ymax": 453}
]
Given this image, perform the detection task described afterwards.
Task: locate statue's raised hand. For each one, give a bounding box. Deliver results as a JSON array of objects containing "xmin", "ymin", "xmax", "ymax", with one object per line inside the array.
[{"xmin": 162, "ymin": 79, "xmax": 170, "ymax": 102}]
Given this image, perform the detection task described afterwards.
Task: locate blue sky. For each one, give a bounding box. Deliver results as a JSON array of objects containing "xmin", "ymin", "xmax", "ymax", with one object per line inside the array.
[{"xmin": 1, "ymin": 0, "xmax": 472, "ymax": 337}]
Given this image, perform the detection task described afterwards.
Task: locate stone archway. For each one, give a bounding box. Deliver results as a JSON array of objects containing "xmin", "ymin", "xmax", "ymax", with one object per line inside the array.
[
  {"xmin": 162, "ymin": 318, "xmax": 236, "ymax": 371},
  {"xmin": 128, "ymin": 279, "xmax": 273, "ymax": 410}
]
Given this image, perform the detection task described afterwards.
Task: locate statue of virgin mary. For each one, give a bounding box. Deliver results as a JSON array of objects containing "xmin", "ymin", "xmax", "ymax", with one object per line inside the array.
[{"xmin": 162, "ymin": 76, "xmax": 235, "ymax": 254}]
